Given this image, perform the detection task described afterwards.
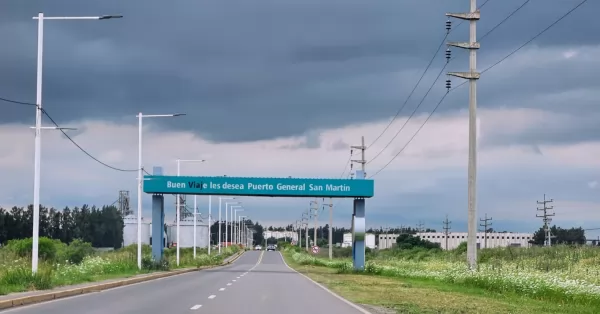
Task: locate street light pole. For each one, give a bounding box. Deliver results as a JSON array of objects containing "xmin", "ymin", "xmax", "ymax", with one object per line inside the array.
[
  {"xmin": 232, "ymin": 207, "xmax": 243, "ymax": 247},
  {"xmin": 30, "ymin": 12, "xmax": 122, "ymax": 274},
  {"xmin": 208, "ymin": 195, "xmax": 212, "ymax": 255},
  {"xmin": 218, "ymin": 197, "xmax": 235, "ymax": 253},
  {"xmin": 174, "ymin": 159, "xmax": 205, "ymax": 262},
  {"xmin": 136, "ymin": 113, "xmax": 185, "ymax": 270}
]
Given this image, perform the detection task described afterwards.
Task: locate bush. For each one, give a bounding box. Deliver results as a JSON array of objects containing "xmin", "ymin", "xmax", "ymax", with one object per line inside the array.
[
  {"xmin": 62, "ymin": 239, "xmax": 95, "ymax": 264},
  {"xmin": 142, "ymin": 256, "xmax": 170, "ymax": 271},
  {"xmin": 6, "ymin": 237, "xmax": 61, "ymax": 261}
]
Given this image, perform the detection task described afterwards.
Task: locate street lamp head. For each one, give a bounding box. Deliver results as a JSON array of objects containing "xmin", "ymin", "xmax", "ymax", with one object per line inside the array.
[
  {"xmin": 99, "ymin": 15, "xmax": 123, "ymax": 20},
  {"xmin": 172, "ymin": 113, "xmax": 186, "ymax": 117}
]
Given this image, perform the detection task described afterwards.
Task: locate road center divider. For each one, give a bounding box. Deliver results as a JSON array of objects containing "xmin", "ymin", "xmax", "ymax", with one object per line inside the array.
[{"xmin": 0, "ymin": 250, "xmax": 245, "ymax": 310}]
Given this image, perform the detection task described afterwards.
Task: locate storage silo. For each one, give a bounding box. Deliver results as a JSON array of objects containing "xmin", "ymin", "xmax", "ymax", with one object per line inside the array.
[{"xmin": 122, "ymin": 215, "xmax": 150, "ymax": 247}]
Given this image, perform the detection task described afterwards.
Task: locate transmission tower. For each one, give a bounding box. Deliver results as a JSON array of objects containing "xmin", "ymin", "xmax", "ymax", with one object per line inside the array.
[
  {"xmin": 174, "ymin": 195, "xmax": 193, "ymax": 221},
  {"xmin": 479, "ymin": 214, "xmax": 492, "ymax": 249},
  {"xmin": 536, "ymin": 194, "xmax": 555, "ymax": 247},
  {"xmin": 350, "ymin": 136, "xmax": 367, "ymax": 179},
  {"xmin": 416, "ymin": 221, "xmax": 425, "ymax": 233},
  {"xmin": 442, "ymin": 215, "xmax": 451, "ymax": 250},
  {"xmin": 117, "ymin": 190, "xmax": 132, "ymax": 216}
]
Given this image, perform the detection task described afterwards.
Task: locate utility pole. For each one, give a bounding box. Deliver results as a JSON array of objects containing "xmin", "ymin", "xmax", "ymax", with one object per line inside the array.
[
  {"xmin": 310, "ymin": 200, "xmax": 319, "ymax": 247},
  {"xmin": 350, "ymin": 136, "xmax": 367, "ymax": 178},
  {"xmin": 479, "ymin": 214, "xmax": 492, "ymax": 249},
  {"xmin": 536, "ymin": 194, "xmax": 555, "ymax": 247},
  {"xmin": 446, "ymin": 0, "xmax": 480, "ymax": 270},
  {"xmin": 416, "ymin": 221, "xmax": 425, "ymax": 233},
  {"xmin": 442, "ymin": 215, "xmax": 451, "ymax": 250},
  {"xmin": 327, "ymin": 198, "xmax": 333, "ymax": 259}
]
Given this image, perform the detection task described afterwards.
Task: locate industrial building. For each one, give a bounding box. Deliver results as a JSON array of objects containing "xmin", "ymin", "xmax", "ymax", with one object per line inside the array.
[
  {"xmin": 341, "ymin": 233, "xmax": 376, "ymax": 249},
  {"xmin": 122, "ymin": 216, "xmax": 209, "ymax": 248},
  {"xmin": 378, "ymin": 232, "xmax": 534, "ymax": 250},
  {"xmin": 263, "ymin": 230, "xmax": 298, "ymax": 242}
]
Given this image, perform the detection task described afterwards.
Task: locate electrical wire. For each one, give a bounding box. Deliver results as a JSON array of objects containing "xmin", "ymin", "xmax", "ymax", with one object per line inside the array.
[
  {"xmin": 366, "ymin": 34, "xmax": 448, "ymax": 149},
  {"xmin": 368, "ymin": 0, "xmax": 588, "ymax": 178},
  {"xmin": 368, "ymin": 60, "xmax": 450, "ymax": 165},
  {"xmin": 40, "ymin": 108, "xmax": 140, "ymax": 172},
  {"xmin": 368, "ymin": 0, "xmax": 517, "ymax": 158},
  {"xmin": 0, "ymin": 97, "xmax": 37, "ymax": 106}
]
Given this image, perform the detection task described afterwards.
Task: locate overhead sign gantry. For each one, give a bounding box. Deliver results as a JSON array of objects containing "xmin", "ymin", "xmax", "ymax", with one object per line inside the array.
[{"xmin": 143, "ymin": 169, "xmax": 374, "ymax": 269}]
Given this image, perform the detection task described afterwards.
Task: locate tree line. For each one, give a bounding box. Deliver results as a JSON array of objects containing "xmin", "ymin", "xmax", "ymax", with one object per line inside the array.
[{"xmin": 0, "ymin": 205, "xmax": 124, "ymax": 249}]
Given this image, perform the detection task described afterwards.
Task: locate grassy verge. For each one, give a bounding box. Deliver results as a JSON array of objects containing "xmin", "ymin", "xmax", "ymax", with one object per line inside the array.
[
  {"xmin": 0, "ymin": 240, "xmax": 240, "ymax": 296},
  {"xmin": 282, "ymin": 250, "xmax": 596, "ymax": 314}
]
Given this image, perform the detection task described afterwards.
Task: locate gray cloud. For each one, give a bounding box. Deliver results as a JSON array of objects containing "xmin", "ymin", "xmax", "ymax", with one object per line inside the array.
[{"xmin": 1, "ymin": 0, "xmax": 599, "ymax": 145}]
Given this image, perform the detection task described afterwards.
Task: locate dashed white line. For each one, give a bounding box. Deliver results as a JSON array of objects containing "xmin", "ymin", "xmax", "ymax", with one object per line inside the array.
[
  {"xmin": 219, "ymin": 288, "xmax": 225, "ymax": 291},
  {"xmin": 190, "ymin": 305, "xmax": 202, "ymax": 310},
  {"xmin": 232, "ymin": 280, "xmax": 236, "ymax": 282},
  {"xmin": 236, "ymin": 276, "xmax": 240, "ymax": 279},
  {"xmin": 227, "ymin": 283, "xmax": 232, "ymax": 286},
  {"xmin": 208, "ymin": 295, "xmax": 216, "ymax": 299}
]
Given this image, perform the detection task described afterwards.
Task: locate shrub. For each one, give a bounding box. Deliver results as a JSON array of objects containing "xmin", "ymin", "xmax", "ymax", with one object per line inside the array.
[
  {"xmin": 6, "ymin": 237, "xmax": 61, "ymax": 261},
  {"xmin": 62, "ymin": 239, "xmax": 94, "ymax": 264}
]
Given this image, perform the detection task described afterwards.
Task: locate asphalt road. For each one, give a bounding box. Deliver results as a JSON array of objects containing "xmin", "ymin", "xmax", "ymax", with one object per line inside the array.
[{"xmin": 1, "ymin": 251, "xmax": 369, "ymax": 314}]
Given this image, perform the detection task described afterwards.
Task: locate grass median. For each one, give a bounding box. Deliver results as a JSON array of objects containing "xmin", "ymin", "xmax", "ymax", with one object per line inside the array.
[
  {"xmin": 0, "ymin": 237, "xmax": 240, "ymax": 296},
  {"xmin": 281, "ymin": 246, "xmax": 599, "ymax": 314}
]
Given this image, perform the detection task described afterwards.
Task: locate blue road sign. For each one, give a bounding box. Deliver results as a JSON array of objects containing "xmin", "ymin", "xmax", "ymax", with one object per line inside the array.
[{"xmin": 143, "ymin": 175, "xmax": 374, "ymax": 198}]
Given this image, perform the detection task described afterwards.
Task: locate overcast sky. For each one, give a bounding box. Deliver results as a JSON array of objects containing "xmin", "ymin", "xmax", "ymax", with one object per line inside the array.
[{"xmin": 1, "ymin": 0, "xmax": 599, "ymax": 238}]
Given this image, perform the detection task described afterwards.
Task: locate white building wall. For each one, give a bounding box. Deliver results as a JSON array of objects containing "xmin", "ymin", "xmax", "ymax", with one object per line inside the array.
[
  {"xmin": 378, "ymin": 232, "xmax": 534, "ymax": 250},
  {"xmin": 366, "ymin": 234, "xmax": 376, "ymax": 249},
  {"xmin": 263, "ymin": 231, "xmax": 299, "ymax": 242},
  {"xmin": 123, "ymin": 216, "xmax": 150, "ymax": 247},
  {"xmin": 378, "ymin": 233, "xmax": 399, "ymax": 250},
  {"xmin": 166, "ymin": 219, "xmax": 209, "ymax": 248},
  {"xmin": 416, "ymin": 232, "xmax": 534, "ymax": 250}
]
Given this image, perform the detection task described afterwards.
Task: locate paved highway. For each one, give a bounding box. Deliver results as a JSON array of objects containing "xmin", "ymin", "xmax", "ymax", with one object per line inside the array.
[{"xmin": 1, "ymin": 251, "xmax": 369, "ymax": 314}]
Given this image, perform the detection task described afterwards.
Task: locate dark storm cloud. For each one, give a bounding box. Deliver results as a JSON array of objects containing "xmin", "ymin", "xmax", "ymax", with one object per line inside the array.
[{"xmin": 1, "ymin": 0, "xmax": 598, "ymax": 143}]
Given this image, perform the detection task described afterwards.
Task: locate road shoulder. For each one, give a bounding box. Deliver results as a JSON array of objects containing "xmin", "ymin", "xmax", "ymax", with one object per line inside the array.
[
  {"xmin": 280, "ymin": 252, "xmax": 595, "ymax": 314},
  {"xmin": 0, "ymin": 250, "xmax": 245, "ymax": 311}
]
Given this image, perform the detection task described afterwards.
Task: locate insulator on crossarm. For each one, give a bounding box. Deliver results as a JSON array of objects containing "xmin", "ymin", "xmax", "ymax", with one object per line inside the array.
[
  {"xmin": 445, "ymin": 48, "xmax": 451, "ymax": 63},
  {"xmin": 445, "ymin": 79, "xmax": 452, "ymax": 91},
  {"xmin": 446, "ymin": 20, "xmax": 452, "ymax": 34}
]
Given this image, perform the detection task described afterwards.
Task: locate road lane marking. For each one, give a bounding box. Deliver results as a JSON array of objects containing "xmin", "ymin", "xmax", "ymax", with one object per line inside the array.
[
  {"xmin": 227, "ymin": 283, "xmax": 232, "ymax": 286},
  {"xmin": 190, "ymin": 305, "xmax": 202, "ymax": 310},
  {"xmin": 248, "ymin": 251, "xmax": 265, "ymax": 272},
  {"xmin": 236, "ymin": 276, "xmax": 240, "ymax": 278},
  {"xmin": 208, "ymin": 295, "xmax": 216, "ymax": 299},
  {"xmin": 219, "ymin": 288, "xmax": 225, "ymax": 291},
  {"xmin": 278, "ymin": 252, "xmax": 373, "ymax": 314},
  {"xmin": 232, "ymin": 280, "xmax": 236, "ymax": 282}
]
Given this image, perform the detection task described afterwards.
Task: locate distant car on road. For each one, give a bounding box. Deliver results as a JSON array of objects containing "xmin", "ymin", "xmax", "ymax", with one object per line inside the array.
[
  {"xmin": 266, "ymin": 245, "xmax": 276, "ymax": 251},
  {"xmin": 254, "ymin": 245, "xmax": 262, "ymax": 250}
]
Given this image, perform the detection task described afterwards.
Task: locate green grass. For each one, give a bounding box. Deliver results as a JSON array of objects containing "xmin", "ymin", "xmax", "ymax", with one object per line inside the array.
[
  {"xmin": 282, "ymin": 245, "xmax": 600, "ymax": 313},
  {"xmin": 0, "ymin": 241, "xmax": 240, "ymax": 296}
]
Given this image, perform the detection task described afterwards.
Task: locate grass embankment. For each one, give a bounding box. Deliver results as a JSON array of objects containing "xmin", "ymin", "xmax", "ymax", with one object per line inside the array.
[
  {"xmin": 0, "ymin": 237, "xmax": 239, "ymax": 295},
  {"xmin": 281, "ymin": 244, "xmax": 600, "ymax": 314}
]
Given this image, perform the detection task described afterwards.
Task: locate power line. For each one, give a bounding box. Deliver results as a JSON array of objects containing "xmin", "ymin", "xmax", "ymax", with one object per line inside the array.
[
  {"xmin": 368, "ymin": 91, "xmax": 449, "ymax": 178},
  {"xmin": 368, "ymin": 1, "xmax": 526, "ymax": 164},
  {"xmin": 368, "ymin": 0, "xmax": 588, "ymax": 178},
  {"xmin": 479, "ymin": 0, "xmax": 531, "ymax": 42},
  {"xmin": 0, "ymin": 97, "xmax": 37, "ymax": 106},
  {"xmin": 366, "ymin": 33, "xmax": 448, "ymax": 149},
  {"xmin": 367, "ymin": 0, "xmax": 494, "ymax": 149},
  {"xmin": 368, "ymin": 59, "xmax": 450, "ymax": 165},
  {"xmin": 41, "ymin": 108, "xmax": 139, "ymax": 172}
]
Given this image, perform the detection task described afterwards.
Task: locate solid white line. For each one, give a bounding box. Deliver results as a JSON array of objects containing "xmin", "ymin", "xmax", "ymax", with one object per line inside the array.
[
  {"xmin": 190, "ymin": 304, "xmax": 202, "ymax": 310},
  {"xmin": 278, "ymin": 252, "xmax": 373, "ymax": 314},
  {"xmin": 227, "ymin": 283, "xmax": 232, "ymax": 286},
  {"xmin": 219, "ymin": 288, "xmax": 225, "ymax": 291},
  {"xmin": 208, "ymin": 295, "xmax": 216, "ymax": 299},
  {"xmin": 0, "ymin": 260, "xmax": 244, "ymax": 313}
]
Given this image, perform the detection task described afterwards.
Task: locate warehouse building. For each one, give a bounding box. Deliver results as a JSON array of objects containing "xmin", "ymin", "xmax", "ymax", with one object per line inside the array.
[{"xmin": 378, "ymin": 232, "xmax": 534, "ymax": 250}]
